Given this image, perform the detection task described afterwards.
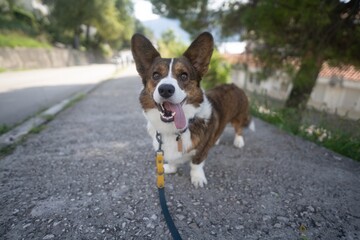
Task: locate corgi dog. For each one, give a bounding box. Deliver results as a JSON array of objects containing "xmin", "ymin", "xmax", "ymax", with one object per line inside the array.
[{"xmin": 131, "ymin": 32, "xmax": 252, "ymax": 188}]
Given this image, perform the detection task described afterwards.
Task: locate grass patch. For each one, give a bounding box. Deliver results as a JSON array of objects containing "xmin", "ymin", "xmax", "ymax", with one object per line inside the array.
[
  {"xmin": 0, "ymin": 33, "xmax": 51, "ymax": 48},
  {"xmin": 0, "ymin": 67, "xmax": 6, "ymax": 73},
  {"xmin": 29, "ymin": 125, "xmax": 46, "ymax": 134},
  {"xmin": 41, "ymin": 114, "xmax": 55, "ymax": 122},
  {"xmin": 64, "ymin": 94, "xmax": 85, "ymax": 109},
  {"xmin": 0, "ymin": 144, "xmax": 16, "ymax": 158},
  {"xmin": 0, "ymin": 124, "xmax": 10, "ymax": 135},
  {"xmin": 249, "ymin": 91, "xmax": 360, "ymax": 161}
]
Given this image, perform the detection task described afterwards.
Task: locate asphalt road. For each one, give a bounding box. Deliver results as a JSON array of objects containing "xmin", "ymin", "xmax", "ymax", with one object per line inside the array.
[
  {"xmin": 0, "ymin": 64, "xmax": 117, "ymax": 126},
  {"xmin": 0, "ymin": 69, "xmax": 359, "ymax": 240}
]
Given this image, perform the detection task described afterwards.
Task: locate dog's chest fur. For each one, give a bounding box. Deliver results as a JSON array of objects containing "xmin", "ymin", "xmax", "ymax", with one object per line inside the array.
[{"xmin": 144, "ymin": 95, "xmax": 212, "ymax": 164}]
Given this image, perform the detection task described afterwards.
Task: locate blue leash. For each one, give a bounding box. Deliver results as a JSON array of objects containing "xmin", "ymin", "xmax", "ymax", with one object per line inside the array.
[
  {"xmin": 155, "ymin": 132, "xmax": 182, "ymax": 240},
  {"xmin": 158, "ymin": 187, "xmax": 182, "ymax": 240}
]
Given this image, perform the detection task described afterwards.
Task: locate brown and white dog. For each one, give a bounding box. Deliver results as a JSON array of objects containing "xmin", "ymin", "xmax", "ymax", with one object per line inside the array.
[{"xmin": 131, "ymin": 32, "xmax": 253, "ymax": 188}]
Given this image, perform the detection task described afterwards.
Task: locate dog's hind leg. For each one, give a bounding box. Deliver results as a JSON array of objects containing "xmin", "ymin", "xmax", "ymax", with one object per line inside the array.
[
  {"xmin": 231, "ymin": 118, "xmax": 245, "ymax": 149},
  {"xmin": 215, "ymin": 137, "xmax": 221, "ymax": 145}
]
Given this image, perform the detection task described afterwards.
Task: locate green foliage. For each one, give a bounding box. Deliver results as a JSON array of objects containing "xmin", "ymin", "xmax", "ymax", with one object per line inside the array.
[
  {"xmin": 0, "ymin": 144, "xmax": 16, "ymax": 158},
  {"xmin": 0, "ymin": 0, "xmax": 137, "ymax": 53},
  {"xmin": 12, "ymin": 6, "xmax": 38, "ymax": 30},
  {"xmin": 0, "ymin": 5, "xmax": 39, "ymax": 36},
  {"xmin": 157, "ymin": 29, "xmax": 187, "ymax": 57},
  {"xmin": 202, "ymin": 50, "xmax": 231, "ymax": 90},
  {"xmin": 134, "ymin": 19, "xmax": 153, "ymax": 40},
  {"xmin": 250, "ymin": 103, "xmax": 298, "ymax": 134},
  {"xmin": 99, "ymin": 43, "xmax": 113, "ymax": 58},
  {"xmin": 149, "ymin": 0, "xmax": 360, "ymax": 110},
  {"xmin": 0, "ymin": 124, "xmax": 10, "ymax": 135},
  {"xmin": 113, "ymin": 0, "xmax": 136, "ymax": 49},
  {"xmin": 0, "ymin": 1, "xmax": 50, "ymax": 48},
  {"xmin": 150, "ymin": 0, "xmax": 212, "ymax": 37},
  {"xmin": 0, "ymin": 32, "xmax": 51, "ymax": 48},
  {"xmin": 49, "ymin": 0, "xmax": 135, "ymax": 50},
  {"xmin": 29, "ymin": 125, "xmax": 46, "ymax": 134},
  {"xmin": 250, "ymin": 99, "xmax": 360, "ymax": 161}
]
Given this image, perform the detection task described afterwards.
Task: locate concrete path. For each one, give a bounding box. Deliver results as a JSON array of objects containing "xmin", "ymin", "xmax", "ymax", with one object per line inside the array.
[
  {"xmin": 0, "ymin": 64, "xmax": 117, "ymax": 126},
  {"xmin": 0, "ymin": 69, "xmax": 359, "ymax": 240}
]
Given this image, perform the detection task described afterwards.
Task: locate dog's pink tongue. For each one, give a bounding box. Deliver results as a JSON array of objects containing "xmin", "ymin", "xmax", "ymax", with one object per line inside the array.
[{"xmin": 163, "ymin": 102, "xmax": 186, "ymax": 130}]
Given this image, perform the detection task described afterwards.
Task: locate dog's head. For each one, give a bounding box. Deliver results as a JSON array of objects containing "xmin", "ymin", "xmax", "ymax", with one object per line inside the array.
[{"xmin": 131, "ymin": 32, "xmax": 213, "ymax": 131}]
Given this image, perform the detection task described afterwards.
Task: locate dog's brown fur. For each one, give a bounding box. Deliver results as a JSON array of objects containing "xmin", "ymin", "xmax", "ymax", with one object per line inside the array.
[
  {"xmin": 190, "ymin": 84, "xmax": 250, "ymax": 163},
  {"xmin": 132, "ymin": 32, "xmax": 251, "ymax": 186}
]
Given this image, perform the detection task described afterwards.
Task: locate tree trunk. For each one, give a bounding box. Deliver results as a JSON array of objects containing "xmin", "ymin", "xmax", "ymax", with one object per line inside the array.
[
  {"xmin": 285, "ymin": 55, "xmax": 324, "ymax": 110},
  {"xmin": 85, "ymin": 24, "xmax": 90, "ymax": 47},
  {"xmin": 73, "ymin": 27, "xmax": 80, "ymax": 50}
]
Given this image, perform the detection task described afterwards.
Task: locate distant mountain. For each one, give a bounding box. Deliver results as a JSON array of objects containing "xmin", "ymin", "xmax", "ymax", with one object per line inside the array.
[{"xmin": 141, "ymin": 17, "xmax": 190, "ymax": 44}]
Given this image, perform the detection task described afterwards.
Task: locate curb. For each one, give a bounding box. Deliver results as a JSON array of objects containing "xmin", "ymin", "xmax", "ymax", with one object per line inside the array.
[{"xmin": 0, "ymin": 66, "xmax": 127, "ymax": 149}]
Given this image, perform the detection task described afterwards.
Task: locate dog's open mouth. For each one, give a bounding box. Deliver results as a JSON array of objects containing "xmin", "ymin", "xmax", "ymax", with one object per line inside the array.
[{"xmin": 157, "ymin": 99, "xmax": 187, "ymax": 129}]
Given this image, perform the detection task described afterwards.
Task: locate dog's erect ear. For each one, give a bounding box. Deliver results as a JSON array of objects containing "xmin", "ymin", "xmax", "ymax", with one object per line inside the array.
[
  {"xmin": 183, "ymin": 32, "xmax": 214, "ymax": 78},
  {"xmin": 131, "ymin": 34, "xmax": 160, "ymax": 82}
]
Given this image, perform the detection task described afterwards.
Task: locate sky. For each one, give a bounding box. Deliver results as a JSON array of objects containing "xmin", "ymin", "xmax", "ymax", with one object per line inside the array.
[{"xmin": 133, "ymin": 0, "xmax": 160, "ymax": 22}]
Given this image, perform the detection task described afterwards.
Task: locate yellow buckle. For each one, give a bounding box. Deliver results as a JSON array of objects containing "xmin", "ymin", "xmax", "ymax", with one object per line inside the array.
[{"xmin": 156, "ymin": 151, "xmax": 165, "ymax": 188}]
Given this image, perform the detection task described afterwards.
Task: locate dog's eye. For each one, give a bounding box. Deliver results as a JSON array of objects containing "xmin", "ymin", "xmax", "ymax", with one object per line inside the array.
[
  {"xmin": 153, "ymin": 72, "xmax": 161, "ymax": 80},
  {"xmin": 180, "ymin": 72, "xmax": 188, "ymax": 81}
]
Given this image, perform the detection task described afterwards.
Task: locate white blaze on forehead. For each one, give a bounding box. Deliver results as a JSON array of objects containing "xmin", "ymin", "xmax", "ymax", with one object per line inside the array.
[
  {"xmin": 168, "ymin": 58, "xmax": 174, "ymax": 77},
  {"xmin": 153, "ymin": 58, "xmax": 186, "ymax": 104}
]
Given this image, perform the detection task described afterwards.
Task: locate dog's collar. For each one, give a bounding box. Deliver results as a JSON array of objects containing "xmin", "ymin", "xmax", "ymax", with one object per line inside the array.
[
  {"xmin": 178, "ymin": 126, "xmax": 188, "ymax": 135},
  {"xmin": 177, "ymin": 117, "xmax": 195, "ymax": 135},
  {"xmin": 156, "ymin": 117, "xmax": 195, "ymax": 153}
]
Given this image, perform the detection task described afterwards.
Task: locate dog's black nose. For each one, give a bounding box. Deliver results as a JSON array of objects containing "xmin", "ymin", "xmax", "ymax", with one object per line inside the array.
[{"xmin": 158, "ymin": 84, "xmax": 175, "ymax": 98}]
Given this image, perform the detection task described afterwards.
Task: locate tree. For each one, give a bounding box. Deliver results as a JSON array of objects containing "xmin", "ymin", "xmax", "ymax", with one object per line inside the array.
[
  {"xmin": 157, "ymin": 29, "xmax": 187, "ymax": 57},
  {"xmin": 224, "ymin": 0, "xmax": 360, "ymax": 110},
  {"xmin": 49, "ymin": 0, "xmax": 131, "ymax": 50},
  {"xmin": 150, "ymin": 0, "xmax": 360, "ymax": 111},
  {"xmin": 113, "ymin": 0, "xmax": 135, "ymax": 49},
  {"xmin": 150, "ymin": 0, "xmax": 212, "ymax": 38}
]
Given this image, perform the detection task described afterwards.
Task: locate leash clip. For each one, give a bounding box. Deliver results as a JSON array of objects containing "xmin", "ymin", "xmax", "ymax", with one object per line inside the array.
[
  {"xmin": 155, "ymin": 131, "xmax": 164, "ymax": 188},
  {"xmin": 156, "ymin": 151, "xmax": 165, "ymax": 188},
  {"xmin": 156, "ymin": 131, "xmax": 163, "ymax": 151}
]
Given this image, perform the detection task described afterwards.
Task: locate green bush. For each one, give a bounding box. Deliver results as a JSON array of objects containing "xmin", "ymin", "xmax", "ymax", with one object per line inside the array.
[
  {"xmin": 0, "ymin": 10, "xmax": 38, "ymax": 36},
  {"xmin": 250, "ymin": 101, "xmax": 360, "ymax": 161},
  {"xmin": 202, "ymin": 50, "xmax": 231, "ymax": 90},
  {"xmin": 13, "ymin": 6, "xmax": 38, "ymax": 30}
]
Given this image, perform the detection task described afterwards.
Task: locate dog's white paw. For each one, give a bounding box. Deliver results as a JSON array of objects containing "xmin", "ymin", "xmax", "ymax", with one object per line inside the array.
[
  {"xmin": 234, "ymin": 135, "xmax": 245, "ymax": 148},
  {"xmin": 215, "ymin": 138, "xmax": 220, "ymax": 145},
  {"xmin": 163, "ymin": 164, "xmax": 177, "ymax": 174},
  {"xmin": 190, "ymin": 162, "xmax": 207, "ymax": 188}
]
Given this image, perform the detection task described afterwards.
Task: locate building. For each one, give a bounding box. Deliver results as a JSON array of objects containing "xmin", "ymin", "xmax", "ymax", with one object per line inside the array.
[{"xmin": 229, "ymin": 53, "xmax": 360, "ymax": 120}]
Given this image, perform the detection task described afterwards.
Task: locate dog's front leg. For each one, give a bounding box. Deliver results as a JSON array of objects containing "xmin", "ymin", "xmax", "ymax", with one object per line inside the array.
[
  {"xmin": 163, "ymin": 163, "xmax": 178, "ymax": 174},
  {"xmin": 190, "ymin": 161, "xmax": 207, "ymax": 188}
]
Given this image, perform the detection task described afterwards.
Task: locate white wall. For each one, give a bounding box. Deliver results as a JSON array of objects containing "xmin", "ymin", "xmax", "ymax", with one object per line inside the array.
[{"xmin": 232, "ymin": 69, "xmax": 360, "ymax": 120}]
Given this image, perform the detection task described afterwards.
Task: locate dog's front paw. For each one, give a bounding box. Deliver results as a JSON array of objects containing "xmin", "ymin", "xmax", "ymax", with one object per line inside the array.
[
  {"xmin": 190, "ymin": 163, "xmax": 207, "ymax": 188},
  {"xmin": 163, "ymin": 164, "xmax": 177, "ymax": 174},
  {"xmin": 233, "ymin": 135, "xmax": 245, "ymax": 148},
  {"xmin": 191, "ymin": 173, "xmax": 208, "ymax": 188}
]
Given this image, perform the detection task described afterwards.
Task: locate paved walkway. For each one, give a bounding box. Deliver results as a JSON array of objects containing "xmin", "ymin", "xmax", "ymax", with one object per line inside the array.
[
  {"xmin": 0, "ymin": 64, "xmax": 117, "ymax": 126},
  {"xmin": 0, "ymin": 68, "xmax": 359, "ymax": 239}
]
